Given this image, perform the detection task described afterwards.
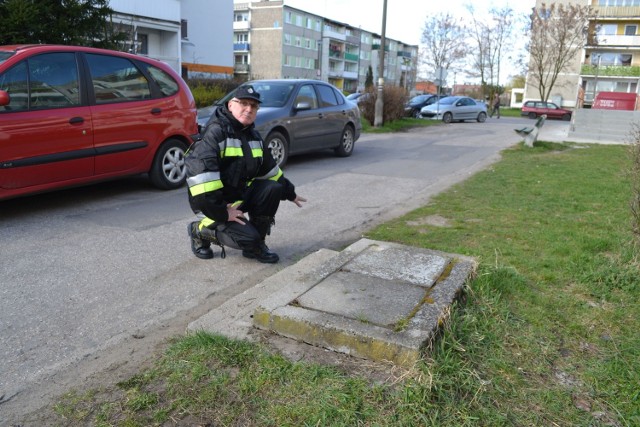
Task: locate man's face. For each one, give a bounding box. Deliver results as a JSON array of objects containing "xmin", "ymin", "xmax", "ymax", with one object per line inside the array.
[{"xmin": 228, "ymin": 98, "xmax": 259, "ymax": 126}]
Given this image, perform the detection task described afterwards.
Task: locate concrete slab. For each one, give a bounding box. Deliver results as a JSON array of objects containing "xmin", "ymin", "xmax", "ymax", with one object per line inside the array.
[{"xmin": 188, "ymin": 239, "xmax": 476, "ymax": 368}]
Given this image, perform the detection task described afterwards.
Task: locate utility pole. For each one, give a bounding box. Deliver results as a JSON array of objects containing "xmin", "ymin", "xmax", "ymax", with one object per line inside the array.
[{"xmin": 374, "ymin": 0, "xmax": 387, "ymax": 127}]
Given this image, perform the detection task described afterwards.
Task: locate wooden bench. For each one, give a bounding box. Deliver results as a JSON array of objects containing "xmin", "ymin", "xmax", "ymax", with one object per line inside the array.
[{"xmin": 515, "ymin": 114, "xmax": 546, "ymax": 147}]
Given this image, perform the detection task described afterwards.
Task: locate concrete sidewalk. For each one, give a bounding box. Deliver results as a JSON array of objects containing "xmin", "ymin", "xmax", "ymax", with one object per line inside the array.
[{"xmin": 188, "ymin": 238, "xmax": 476, "ymax": 367}]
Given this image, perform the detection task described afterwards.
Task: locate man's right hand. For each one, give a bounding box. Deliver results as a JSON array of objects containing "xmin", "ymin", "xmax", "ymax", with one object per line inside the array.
[{"xmin": 227, "ymin": 204, "xmax": 247, "ymax": 224}]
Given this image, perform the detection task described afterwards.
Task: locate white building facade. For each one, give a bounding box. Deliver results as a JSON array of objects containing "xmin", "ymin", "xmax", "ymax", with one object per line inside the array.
[{"xmin": 108, "ymin": 0, "xmax": 234, "ymax": 79}]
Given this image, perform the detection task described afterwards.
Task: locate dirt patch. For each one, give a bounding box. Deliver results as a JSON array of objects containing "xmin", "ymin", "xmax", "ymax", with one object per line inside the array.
[{"xmin": 406, "ymin": 215, "xmax": 451, "ymax": 228}]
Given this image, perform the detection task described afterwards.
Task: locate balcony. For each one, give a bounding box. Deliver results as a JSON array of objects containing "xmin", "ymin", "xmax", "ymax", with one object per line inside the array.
[
  {"xmin": 342, "ymin": 70, "xmax": 358, "ymax": 79},
  {"xmin": 234, "ymin": 63, "xmax": 250, "ymax": 73},
  {"xmin": 597, "ymin": 34, "xmax": 640, "ymax": 47},
  {"xmin": 344, "ymin": 52, "xmax": 358, "ymax": 62},
  {"xmin": 593, "ymin": 5, "xmax": 640, "ymax": 18},
  {"xmin": 233, "ymin": 21, "xmax": 250, "ymax": 31},
  {"xmin": 324, "ymin": 28, "xmax": 346, "ymax": 41},
  {"xmin": 581, "ymin": 64, "xmax": 640, "ymax": 77},
  {"xmin": 372, "ymin": 44, "xmax": 390, "ymax": 52},
  {"xmin": 233, "ymin": 43, "xmax": 250, "ymax": 51}
]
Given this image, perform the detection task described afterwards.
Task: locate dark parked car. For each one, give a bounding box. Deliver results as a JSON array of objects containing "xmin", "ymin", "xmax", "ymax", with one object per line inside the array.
[
  {"xmin": 420, "ymin": 96, "xmax": 487, "ymax": 123},
  {"xmin": 345, "ymin": 91, "xmax": 371, "ymax": 109},
  {"xmin": 0, "ymin": 44, "xmax": 199, "ymax": 201},
  {"xmin": 521, "ymin": 100, "xmax": 572, "ymax": 120},
  {"xmin": 405, "ymin": 94, "xmax": 448, "ymax": 118},
  {"xmin": 199, "ymin": 79, "xmax": 362, "ymax": 167}
]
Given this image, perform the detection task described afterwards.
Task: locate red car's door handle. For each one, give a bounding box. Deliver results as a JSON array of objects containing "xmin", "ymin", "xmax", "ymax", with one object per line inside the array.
[
  {"xmin": 69, "ymin": 117, "xmax": 84, "ymax": 124},
  {"xmin": 151, "ymin": 108, "xmax": 162, "ymax": 115}
]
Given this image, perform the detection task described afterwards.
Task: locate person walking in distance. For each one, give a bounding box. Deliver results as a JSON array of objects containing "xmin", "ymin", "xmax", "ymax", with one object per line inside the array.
[
  {"xmin": 491, "ymin": 93, "xmax": 501, "ymax": 119},
  {"xmin": 185, "ymin": 85, "xmax": 307, "ymax": 263}
]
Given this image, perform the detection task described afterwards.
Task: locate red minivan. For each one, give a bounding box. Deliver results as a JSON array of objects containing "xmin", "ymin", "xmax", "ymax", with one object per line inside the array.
[{"xmin": 0, "ymin": 44, "xmax": 199, "ymax": 201}]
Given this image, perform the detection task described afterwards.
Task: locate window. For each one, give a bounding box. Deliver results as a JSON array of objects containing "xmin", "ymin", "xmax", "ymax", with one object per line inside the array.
[
  {"xmin": 86, "ymin": 54, "xmax": 151, "ymax": 103},
  {"xmin": 295, "ymin": 84, "xmax": 318, "ymax": 109},
  {"xmin": 625, "ymin": 25, "xmax": 637, "ymax": 35},
  {"xmin": 599, "ymin": 24, "xmax": 617, "ymax": 36},
  {"xmin": 599, "ymin": 0, "xmax": 640, "ymax": 5},
  {"xmin": 0, "ymin": 62, "xmax": 29, "ymax": 111},
  {"xmin": 141, "ymin": 64, "xmax": 179, "ymax": 97},
  {"xmin": 137, "ymin": 34, "xmax": 148, "ymax": 55},
  {"xmin": 317, "ymin": 84, "xmax": 338, "ymax": 107},
  {"xmin": 27, "ymin": 53, "xmax": 81, "ymax": 110},
  {"xmin": 592, "ymin": 52, "xmax": 632, "ymax": 66},
  {"xmin": 234, "ymin": 13, "xmax": 248, "ymax": 22},
  {"xmin": 181, "ymin": 19, "xmax": 188, "ymax": 39}
]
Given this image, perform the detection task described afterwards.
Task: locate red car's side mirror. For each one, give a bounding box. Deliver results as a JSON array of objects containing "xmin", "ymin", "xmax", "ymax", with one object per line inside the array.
[{"xmin": 0, "ymin": 90, "xmax": 10, "ymax": 106}]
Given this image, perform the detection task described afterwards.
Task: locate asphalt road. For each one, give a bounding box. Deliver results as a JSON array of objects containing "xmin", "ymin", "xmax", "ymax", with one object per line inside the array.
[{"xmin": 0, "ymin": 116, "xmax": 561, "ymax": 423}]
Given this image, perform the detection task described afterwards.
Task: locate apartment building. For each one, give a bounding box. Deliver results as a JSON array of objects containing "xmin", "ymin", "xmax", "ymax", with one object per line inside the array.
[
  {"xmin": 108, "ymin": 0, "xmax": 234, "ymax": 79},
  {"xmin": 232, "ymin": 0, "xmax": 418, "ymax": 93},
  {"xmin": 524, "ymin": 0, "xmax": 640, "ymax": 108},
  {"xmin": 582, "ymin": 0, "xmax": 640, "ymax": 106}
]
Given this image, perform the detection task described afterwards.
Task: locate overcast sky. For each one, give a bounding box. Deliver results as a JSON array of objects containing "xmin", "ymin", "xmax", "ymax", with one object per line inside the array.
[{"xmin": 284, "ymin": 0, "xmax": 536, "ymax": 45}]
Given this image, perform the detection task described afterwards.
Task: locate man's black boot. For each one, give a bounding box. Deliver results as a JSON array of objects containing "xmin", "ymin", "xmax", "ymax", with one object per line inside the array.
[
  {"xmin": 187, "ymin": 222, "xmax": 213, "ymax": 259},
  {"xmin": 242, "ymin": 241, "xmax": 279, "ymax": 263},
  {"xmin": 241, "ymin": 216, "xmax": 278, "ymax": 263}
]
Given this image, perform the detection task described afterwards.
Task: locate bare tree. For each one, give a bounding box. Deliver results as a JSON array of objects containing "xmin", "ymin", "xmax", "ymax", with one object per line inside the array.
[
  {"xmin": 466, "ymin": 5, "xmax": 516, "ymax": 99},
  {"xmin": 527, "ymin": 2, "xmax": 595, "ymax": 102},
  {"xmin": 420, "ymin": 13, "xmax": 468, "ymax": 92}
]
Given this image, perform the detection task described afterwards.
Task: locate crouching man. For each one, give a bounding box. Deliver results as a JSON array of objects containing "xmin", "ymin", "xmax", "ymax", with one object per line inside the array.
[{"xmin": 185, "ymin": 85, "xmax": 306, "ymax": 263}]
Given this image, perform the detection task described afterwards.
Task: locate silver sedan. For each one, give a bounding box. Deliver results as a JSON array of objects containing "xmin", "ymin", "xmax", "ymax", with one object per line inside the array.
[{"xmin": 420, "ymin": 96, "xmax": 487, "ymax": 123}]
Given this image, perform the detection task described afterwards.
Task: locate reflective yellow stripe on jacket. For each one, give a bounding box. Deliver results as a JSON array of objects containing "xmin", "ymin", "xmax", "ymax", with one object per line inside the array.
[
  {"xmin": 219, "ymin": 138, "xmax": 263, "ymax": 158},
  {"xmin": 187, "ymin": 171, "xmax": 222, "ymax": 196}
]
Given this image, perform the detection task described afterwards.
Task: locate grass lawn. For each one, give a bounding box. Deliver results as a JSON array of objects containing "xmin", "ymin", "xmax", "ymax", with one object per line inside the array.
[{"xmin": 51, "ymin": 141, "xmax": 639, "ymax": 426}]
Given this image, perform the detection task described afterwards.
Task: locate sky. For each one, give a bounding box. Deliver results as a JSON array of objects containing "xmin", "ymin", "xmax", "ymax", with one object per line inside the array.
[
  {"xmin": 284, "ymin": 0, "xmax": 536, "ymax": 45},
  {"xmin": 284, "ymin": 0, "xmax": 537, "ymax": 82}
]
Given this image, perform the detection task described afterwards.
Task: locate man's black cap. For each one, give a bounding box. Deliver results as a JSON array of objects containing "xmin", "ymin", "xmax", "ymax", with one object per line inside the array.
[{"xmin": 233, "ymin": 85, "xmax": 262, "ymax": 103}]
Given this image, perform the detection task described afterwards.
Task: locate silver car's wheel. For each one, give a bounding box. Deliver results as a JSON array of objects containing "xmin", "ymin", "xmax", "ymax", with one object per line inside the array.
[
  {"xmin": 266, "ymin": 131, "xmax": 289, "ymax": 168},
  {"xmin": 149, "ymin": 138, "xmax": 188, "ymax": 189},
  {"xmin": 477, "ymin": 112, "xmax": 487, "ymax": 123},
  {"xmin": 414, "ymin": 109, "xmax": 421, "ymax": 118},
  {"xmin": 335, "ymin": 125, "xmax": 355, "ymax": 157},
  {"xmin": 443, "ymin": 112, "xmax": 453, "ymax": 124}
]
